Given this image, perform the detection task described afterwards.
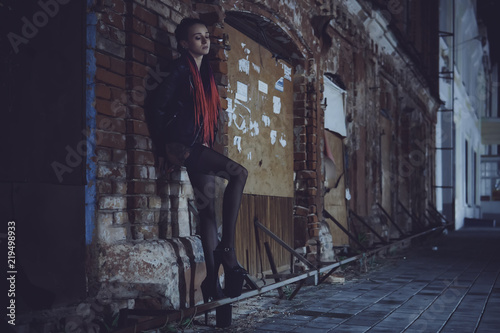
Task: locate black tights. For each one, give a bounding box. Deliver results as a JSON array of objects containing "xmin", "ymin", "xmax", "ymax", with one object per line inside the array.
[{"xmin": 185, "ymin": 144, "xmax": 248, "ymax": 282}]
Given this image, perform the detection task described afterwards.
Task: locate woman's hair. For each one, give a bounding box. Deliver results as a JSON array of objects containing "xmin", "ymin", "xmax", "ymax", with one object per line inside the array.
[
  {"xmin": 174, "ymin": 18, "xmax": 219, "ymax": 146},
  {"xmin": 175, "ymin": 18, "xmax": 207, "ymax": 52}
]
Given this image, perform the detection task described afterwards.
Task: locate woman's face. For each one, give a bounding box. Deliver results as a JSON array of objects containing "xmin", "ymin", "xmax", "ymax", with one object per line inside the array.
[{"xmin": 181, "ymin": 23, "xmax": 210, "ymax": 58}]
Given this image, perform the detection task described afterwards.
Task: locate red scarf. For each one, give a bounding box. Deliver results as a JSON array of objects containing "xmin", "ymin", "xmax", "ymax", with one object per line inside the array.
[{"xmin": 186, "ymin": 54, "xmax": 220, "ymax": 146}]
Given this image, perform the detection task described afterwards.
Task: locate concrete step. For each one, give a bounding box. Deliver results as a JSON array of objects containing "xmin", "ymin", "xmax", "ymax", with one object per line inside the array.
[{"xmin": 464, "ymin": 217, "xmax": 497, "ymax": 228}]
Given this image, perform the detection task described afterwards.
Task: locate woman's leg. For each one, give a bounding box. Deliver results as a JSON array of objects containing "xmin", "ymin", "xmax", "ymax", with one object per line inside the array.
[
  {"xmin": 186, "ymin": 145, "xmax": 248, "ymax": 267},
  {"xmin": 187, "ymin": 171, "xmax": 218, "ymax": 288}
]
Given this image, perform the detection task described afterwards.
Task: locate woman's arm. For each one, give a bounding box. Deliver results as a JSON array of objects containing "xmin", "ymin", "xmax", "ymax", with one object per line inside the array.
[{"xmin": 146, "ymin": 61, "xmax": 188, "ymax": 156}]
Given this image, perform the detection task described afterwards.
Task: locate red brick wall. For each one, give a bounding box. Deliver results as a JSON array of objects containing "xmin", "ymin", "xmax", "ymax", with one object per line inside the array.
[{"xmin": 90, "ymin": 0, "xmax": 233, "ymax": 244}]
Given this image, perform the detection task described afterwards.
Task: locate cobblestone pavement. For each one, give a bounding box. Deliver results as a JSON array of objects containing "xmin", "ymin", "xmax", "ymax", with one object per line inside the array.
[{"xmin": 185, "ymin": 228, "xmax": 500, "ymax": 333}]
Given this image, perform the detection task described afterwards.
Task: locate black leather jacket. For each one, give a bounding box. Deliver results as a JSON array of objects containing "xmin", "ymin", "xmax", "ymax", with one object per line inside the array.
[{"xmin": 147, "ymin": 56, "xmax": 201, "ymax": 157}]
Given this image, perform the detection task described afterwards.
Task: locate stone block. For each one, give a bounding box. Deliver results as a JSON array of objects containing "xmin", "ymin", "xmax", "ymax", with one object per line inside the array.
[
  {"xmin": 130, "ymin": 32, "xmax": 155, "ymax": 53},
  {"xmin": 159, "ymin": 16, "xmax": 176, "ymax": 34},
  {"xmin": 95, "ymin": 83, "xmax": 112, "ymax": 101},
  {"xmin": 98, "ymin": 223, "xmax": 127, "ymax": 243},
  {"xmin": 132, "ymin": 3, "xmax": 157, "ymax": 26},
  {"xmin": 146, "ymin": 0, "xmax": 170, "ymax": 19},
  {"xmin": 96, "ymin": 34, "xmax": 126, "ymax": 58},
  {"xmin": 128, "ymin": 180, "xmax": 156, "ymax": 194},
  {"xmin": 170, "ymin": 168, "xmax": 190, "ymax": 182},
  {"xmin": 128, "ymin": 150, "xmax": 155, "ymax": 166},
  {"xmin": 96, "ymin": 67, "xmax": 126, "ymax": 89},
  {"xmin": 161, "ymin": 197, "xmax": 170, "ymax": 210},
  {"xmin": 158, "ymin": 182, "xmax": 170, "ymax": 196},
  {"xmin": 96, "ymin": 147, "xmax": 112, "ymax": 162},
  {"xmin": 97, "ymin": 115, "xmax": 125, "ymax": 133},
  {"xmin": 128, "ymin": 195, "xmax": 148, "ymax": 209},
  {"xmin": 99, "ymin": 196, "xmax": 127, "ymax": 210},
  {"xmin": 126, "ymin": 120, "xmax": 150, "ymax": 136},
  {"xmin": 194, "ymin": 3, "xmax": 224, "ymax": 24},
  {"xmin": 130, "ymin": 209, "xmax": 156, "ymax": 223},
  {"xmin": 127, "ymin": 134, "xmax": 149, "ymax": 150},
  {"xmin": 113, "ymin": 181, "xmax": 127, "ymax": 194},
  {"xmin": 96, "ymin": 130, "xmax": 127, "ymax": 150},
  {"xmin": 148, "ymin": 166, "xmax": 157, "ymax": 179},
  {"xmin": 295, "ymin": 205, "xmax": 309, "ymax": 216},
  {"xmin": 113, "ymin": 149, "xmax": 128, "ymax": 164},
  {"xmin": 131, "ymin": 224, "xmax": 158, "ymax": 240},
  {"xmin": 171, "ymin": 208, "xmax": 191, "ymax": 237},
  {"xmin": 114, "ymin": 211, "xmax": 129, "ymax": 224},
  {"xmin": 98, "ymin": 236, "xmax": 204, "ymax": 308},
  {"xmin": 129, "ymin": 165, "xmax": 148, "ymax": 179},
  {"xmin": 178, "ymin": 196, "xmax": 190, "ymax": 210},
  {"xmin": 168, "ymin": 181, "xmax": 193, "ymax": 197},
  {"xmin": 149, "ymin": 196, "xmax": 162, "ymax": 209},
  {"xmin": 97, "ymin": 164, "xmax": 126, "ymax": 179},
  {"xmin": 97, "ymin": 179, "xmax": 112, "ymax": 194},
  {"xmin": 97, "ymin": 212, "xmax": 113, "ymax": 226}
]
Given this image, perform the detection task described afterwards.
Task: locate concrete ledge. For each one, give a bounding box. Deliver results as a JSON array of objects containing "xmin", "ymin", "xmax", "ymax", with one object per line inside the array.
[{"xmin": 97, "ymin": 236, "xmax": 206, "ymax": 309}]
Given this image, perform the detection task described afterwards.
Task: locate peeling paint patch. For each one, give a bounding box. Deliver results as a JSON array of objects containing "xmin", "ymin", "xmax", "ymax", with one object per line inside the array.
[
  {"xmin": 249, "ymin": 120, "xmax": 259, "ymax": 136},
  {"xmin": 241, "ymin": 42, "xmax": 246, "ymax": 48},
  {"xmin": 252, "ymin": 63, "xmax": 261, "ymax": 73},
  {"xmin": 258, "ymin": 80, "xmax": 268, "ymax": 94},
  {"xmin": 226, "ymin": 99, "xmax": 235, "ymax": 127},
  {"xmin": 239, "ymin": 58, "xmax": 250, "ymax": 75},
  {"xmin": 275, "ymin": 77, "xmax": 284, "ymax": 92},
  {"xmin": 270, "ymin": 130, "xmax": 277, "ymax": 145},
  {"xmin": 234, "ymin": 136, "xmax": 242, "ymax": 152},
  {"xmin": 234, "ymin": 114, "xmax": 247, "ymax": 133},
  {"xmin": 279, "ymin": 133, "xmax": 287, "ymax": 147},
  {"xmin": 262, "ymin": 115, "xmax": 271, "ymax": 127},
  {"xmin": 273, "ymin": 96, "xmax": 281, "ymax": 114},
  {"xmin": 227, "ymin": 112, "xmax": 234, "ymax": 127},
  {"xmin": 235, "ymin": 99, "xmax": 251, "ymax": 113},
  {"xmin": 226, "ymin": 98, "xmax": 234, "ymax": 113},
  {"xmin": 236, "ymin": 81, "xmax": 248, "ymax": 102},
  {"xmin": 247, "ymin": 151, "xmax": 252, "ymax": 160}
]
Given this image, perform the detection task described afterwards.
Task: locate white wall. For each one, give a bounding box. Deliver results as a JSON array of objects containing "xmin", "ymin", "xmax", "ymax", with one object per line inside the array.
[{"xmin": 438, "ymin": 0, "xmax": 486, "ymax": 229}]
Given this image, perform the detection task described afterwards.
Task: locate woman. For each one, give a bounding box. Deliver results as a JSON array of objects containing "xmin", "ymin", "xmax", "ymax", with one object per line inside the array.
[{"xmin": 147, "ymin": 18, "xmax": 248, "ymax": 327}]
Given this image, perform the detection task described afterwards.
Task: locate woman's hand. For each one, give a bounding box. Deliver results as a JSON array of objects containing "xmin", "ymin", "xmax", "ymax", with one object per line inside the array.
[{"xmin": 157, "ymin": 156, "xmax": 175, "ymax": 176}]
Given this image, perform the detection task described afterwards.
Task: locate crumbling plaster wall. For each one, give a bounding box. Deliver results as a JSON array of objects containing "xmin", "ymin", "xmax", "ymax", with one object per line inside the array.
[{"xmin": 318, "ymin": 1, "xmax": 439, "ymax": 241}]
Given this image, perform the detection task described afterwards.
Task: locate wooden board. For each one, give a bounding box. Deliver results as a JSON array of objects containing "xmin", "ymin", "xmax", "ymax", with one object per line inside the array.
[
  {"xmin": 234, "ymin": 194, "xmax": 294, "ymax": 276},
  {"xmin": 225, "ymin": 24, "xmax": 294, "ymax": 197},
  {"xmin": 324, "ymin": 131, "xmax": 349, "ymax": 246}
]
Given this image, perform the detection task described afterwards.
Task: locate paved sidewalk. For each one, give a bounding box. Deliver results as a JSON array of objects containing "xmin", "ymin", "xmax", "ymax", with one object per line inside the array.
[{"xmin": 194, "ymin": 228, "xmax": 500, "ymax": 332}]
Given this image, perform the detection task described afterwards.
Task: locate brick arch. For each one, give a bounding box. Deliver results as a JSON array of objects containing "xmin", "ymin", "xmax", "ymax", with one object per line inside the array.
[
  {"xmin": 224, "ymin": 11, "xmax": 306, "ymax": 62},
  {"xmin": 221, "ymin": 0, "xmax": 313, "ymax": 59}
]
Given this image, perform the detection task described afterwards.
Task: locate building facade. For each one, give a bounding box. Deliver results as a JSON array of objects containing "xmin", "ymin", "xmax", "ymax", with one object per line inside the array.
[
  {"xmin": 85, "ymin": 0, "xmax": 440, "ymax": 311},
  {"xmin": 2, "ymin": 0, "xmax": 445, "ymax": 328},
  {"xmin": 437, "ymin": 0, "xmax": 492, "ymax": 229}
]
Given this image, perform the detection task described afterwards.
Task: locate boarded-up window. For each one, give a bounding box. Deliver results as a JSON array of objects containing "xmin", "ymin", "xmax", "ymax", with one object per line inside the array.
[{"xmin": 225, "ymin": 24, "xmax": 294, "ymax": 197}]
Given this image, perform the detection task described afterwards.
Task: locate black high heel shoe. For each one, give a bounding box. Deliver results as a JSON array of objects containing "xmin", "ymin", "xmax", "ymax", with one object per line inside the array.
[
  {"xmin": 214, "ymin": 246, "xmax": 248, "ymax": 298},
  {"xmin": 200, "ymin": 277, "xmax": 232, "ymax": 327}
]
